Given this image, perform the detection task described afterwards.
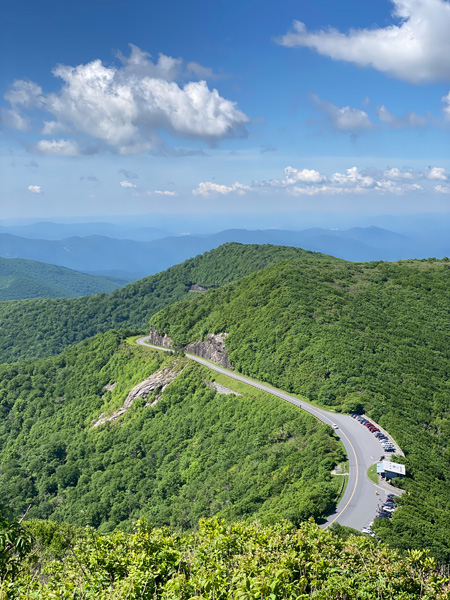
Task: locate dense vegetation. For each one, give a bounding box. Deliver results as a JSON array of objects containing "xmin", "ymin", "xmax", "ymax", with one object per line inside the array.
[
  {"xmin": 0, "ymin": 244, "xmax": 319, "ymax": 364},
  {"xmin": 0, "ymin": 257, "xmax": 129, "ymax": 300},
  {"xmin": 150, "ymin": 256, "xmax": 450, "ymax": 561},
  {"xmin": 0, "ymin": 331, "xmax": 343, "ymax": 533},
  {"xmin": 3, "ymin": 516, "xmax": 449, "ymax": 599}
]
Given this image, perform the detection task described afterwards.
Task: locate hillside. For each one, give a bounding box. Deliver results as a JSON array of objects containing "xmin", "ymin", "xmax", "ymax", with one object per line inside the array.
[
  {"xmin": 0, "ymin": 331, "xmax": 343, "ymax": 532},
  {"xmin": 150, "ymin": 256, "xmax": 450, "ymax": 561},
  {"xmin": 0, "ymin": 244, "xmax": 324, "ymax": 364},
  {"xmin": 7, "ymin": 517, "xmax": 449, "ymax": 599},
  {"xmin": 0, "ymin": 257, "xmax": 130, "ymax": 300}
]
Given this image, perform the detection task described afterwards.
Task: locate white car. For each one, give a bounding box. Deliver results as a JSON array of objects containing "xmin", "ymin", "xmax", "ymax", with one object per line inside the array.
[{"xmin": 332, "ymin": 423, "xmax": 339, "ymax": 429}]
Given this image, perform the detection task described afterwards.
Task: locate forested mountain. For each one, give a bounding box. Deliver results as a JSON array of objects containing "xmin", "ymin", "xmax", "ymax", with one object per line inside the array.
[
  {"xmin": 2, "ymin": 242, "xmax": 450, "ymax": 580},
  {"xmin": 0, "ymin": 257, "xmax": 130, "ymax": 300},
  {"xmin": 0, "ymin": 244, "xmax": 322, "ymax": 364},
  {"xmin": 1, "ymin": 225, "xmax": 447, "ymax": 278},
  {"xmin": 0, "ymin": 331, "xmax": 343, "ymax": 532},
  {"xmin": 150, "ymin": 255, "xmax": 450, "ymax": 561}
]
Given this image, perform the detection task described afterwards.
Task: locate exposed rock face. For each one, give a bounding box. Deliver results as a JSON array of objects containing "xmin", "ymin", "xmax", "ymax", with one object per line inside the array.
[
  {"xmin": 206, "ymin": 380, "xmax": 241, "ymax": 396},
  {"xmin": 92, "ymin": 366, "xmax": 182, "ymax": 427},
  {"xmin": 148, "ymin": 327, "xmax": 232, "ymax": 369},
  {"xmin": 185, "ymin": 333, "xmax": 232, "ymax": 369},
  {"xmin": 104, "ymin": 382, "xmax": 117, "ymax": 392},
  {"xmin": 148, "ymin": 327, "xmax": 174, "ymax": 348},
  {"xmin": 189, "ymin": 284, "xmax": 209, "ymax": 292}
]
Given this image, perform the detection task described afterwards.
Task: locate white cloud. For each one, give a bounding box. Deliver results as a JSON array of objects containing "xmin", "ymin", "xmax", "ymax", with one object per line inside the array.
[
  {"xmin": 193, "ymin": 181, "xmax": 251, "ymax": 197},
  {"xmin": 284, "ymin": 166, "xmax": 325, "ymax": 184},
  {"xmin": 27, "ymin": 185, "xmax": 42, "ymax": 194},
  {"xmin": 426, "ymin": 166, "xmax": 449, "ymax": 180},
  {"xmin": 1, "ymin": 108, "xmax": 29, "ymax": 131},
  {"xmin": 331, "ymin": 167, "xmax": 375, "ymax": 188},
  {"xmin": 153, "ymin": 190, "xmax": 177, "ymax": 196},
  {"xmin": 383, "ymin": 167, "xmax": 415, "ymax": 180},
  {"xmin": 239, "ymin": 164, "xmax": 447, "ymax": 197},
  {"xmin": 434, "ymin": 184, "xmax": 450, "ymax": 193},
  {"xmin": 5, "ymin": 80, "xmax": 44, "ymax": 107},
  {"xmin": 34, "ymin": 138, "xmax": 80, "ymax": 156},
  {"xmin": 4, "ymin": 45, "xmax": 248, "ymax": 155},
  {"xmin": 278, "ymin": 0, "xmax": 450, "ymax": 83},
  {"xmin": 312, "ymin": 95, "xmax": 372, "ymax": 133},
  {"xmin": 120, "ymin": 180, "xmax": 137, "ymax": 189}
]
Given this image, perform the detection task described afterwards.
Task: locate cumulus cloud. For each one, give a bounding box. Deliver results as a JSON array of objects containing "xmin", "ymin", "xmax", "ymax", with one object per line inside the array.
[
  {"xmin": 434, "ymin": 184, "xmax": 450, "ymax": 193},
  {"xmin": 34, "ymin": 138, "xmax": 80, "ymax": 156},
  {"xmin": 331, "ymin": 166, "xmax": 376, "ymax": 188},
  {"xmin": 153, "ymin": 190, "xmax": 177, "ymax": 196},
  {"xmin": 120, "ymin": 180, "xmax": 137, "ymax": 189},
  {"xmin": 247, "ymin": 164, "xmax": 448, "ymax": 197},
  {"xmin": 284, "ymin": 167, "xmax": 326, "ymax": 184},
  {"xmin": 278, "ymin": 0, "xmax": 450, "ymax": 83},
  {"xmin": 27, "ymin": 185, "xmax": 42, "ymax": 194},
  {"xmin": 312, "ymin": 95, "xmax": 372, "ymax": 133},
  {"xmin": 192, "ymin": 181, "xmax": 251, "ymax": 197},
  {"xmin": 426, "ymin": 166, "xmax": 448, "ymax": 180},
  {"xmin": 4, "ymin": 45, "xmax": 248, "ymax": 155}
]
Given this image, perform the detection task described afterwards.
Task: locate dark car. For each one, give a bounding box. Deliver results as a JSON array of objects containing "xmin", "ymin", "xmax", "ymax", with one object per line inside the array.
[{"xmin": 387, "ymin": 494, "xmax": 398, "ymax": 499}]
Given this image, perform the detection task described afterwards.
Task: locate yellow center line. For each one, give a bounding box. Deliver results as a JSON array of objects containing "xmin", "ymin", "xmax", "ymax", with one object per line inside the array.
[{"xmin": 138, "ymin": 337, "xmax": 360, "ymax": 527}]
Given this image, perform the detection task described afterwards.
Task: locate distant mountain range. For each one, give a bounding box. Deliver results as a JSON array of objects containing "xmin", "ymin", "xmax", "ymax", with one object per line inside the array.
[
  {"xmin": 0, "ymin": 221, "xmax": 169, "ymax": 242},
  {"xmin": 0, "ymin": 225, "xmax": 448, "ymax": 278},
  {"xmin": 0, "ymin": 257, "xmax": 130, "ymax": 301}
]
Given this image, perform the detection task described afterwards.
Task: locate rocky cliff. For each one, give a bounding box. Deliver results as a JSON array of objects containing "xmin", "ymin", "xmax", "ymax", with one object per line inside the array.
[
  {"xmin": 148, "ymin": 327, "xmax": 174, "ymax": 348},
  {"xmin": 93, "ymin": 365, "xmax": 183, "ymax": 427},
  {"xmin": 185, "ymin": 333, "xmax": 232, "ymax": 369},
  {"xmin": 148, "ymin": 327, "xmax": 232, "ymax": 369}
]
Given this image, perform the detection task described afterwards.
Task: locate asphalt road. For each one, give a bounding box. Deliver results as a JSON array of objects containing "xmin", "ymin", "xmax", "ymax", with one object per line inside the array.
[{"xmin": 136, "ymin": 336, "xmax": 397, "ymax": 531}]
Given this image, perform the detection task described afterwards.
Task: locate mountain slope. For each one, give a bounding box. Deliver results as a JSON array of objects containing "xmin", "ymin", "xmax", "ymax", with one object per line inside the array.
[
  {"xmin": 1, "ymin": 225, "xmax": 446, "ymax": 278},
  {"xmin": 149, "ymin": 255, "xmax": 450, "ymax": 561},
  {"xmin": 0, "ymin": 331, "xmax": 343, "ymax": 531},
  {"xmin": 0, "ymin": 257, "xmax": 130, "ymax": 300},
  {"xmin": 0, "ymin": 244, "xmax": 323, "ymax": 364}
]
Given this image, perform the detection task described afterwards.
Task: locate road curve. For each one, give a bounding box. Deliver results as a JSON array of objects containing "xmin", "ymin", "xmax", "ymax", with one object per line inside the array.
[{"xmin": 136, "ymin": 336, "xmax": 396, "ymax": 531}]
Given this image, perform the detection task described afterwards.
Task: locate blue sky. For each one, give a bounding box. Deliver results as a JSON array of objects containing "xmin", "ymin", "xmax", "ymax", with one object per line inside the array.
[{"xmin": 1, "ymin": 0, "xmax": 449, "ymax": 220}]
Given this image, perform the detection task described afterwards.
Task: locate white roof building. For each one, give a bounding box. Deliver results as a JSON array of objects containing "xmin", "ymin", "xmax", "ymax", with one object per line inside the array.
[{"xmin": 381, "ymin": 461, "xmax": 406, "ymax": 476}]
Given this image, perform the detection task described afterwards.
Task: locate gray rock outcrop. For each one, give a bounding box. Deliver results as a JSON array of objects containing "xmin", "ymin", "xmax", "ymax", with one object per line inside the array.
[
  {"xmin": 148, "ymin": 327, "xmax": 232, "ymax": 369},
  {"xmin": 185, "ymin": 333, "xmax": 232, "ymax": 369},
  {"xmin": 148, "ymin": 327, "xmax": 174, "ymax": 348},
  {"xmin": 92, "ymin": 365, "xmax": 182, "ymax": 427}
]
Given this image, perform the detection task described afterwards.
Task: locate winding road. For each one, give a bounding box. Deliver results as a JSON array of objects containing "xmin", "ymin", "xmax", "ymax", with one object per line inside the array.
[{"xmin": 136, "ymin": 336, "xmax": 398, "ymax": 531}]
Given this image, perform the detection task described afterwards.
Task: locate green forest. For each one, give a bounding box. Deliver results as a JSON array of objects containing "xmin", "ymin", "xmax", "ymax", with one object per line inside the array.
[
  {"xmin": 0, "ymin": 331, "xmax": 343, "ymax": 532},
  {"xmin": 150, "ymin": 255, "xmax": 450, "ymax": 561},
  {"xmin": 3, "ymin": 513, "xmax": 448, "ymax": 599},
  {"xmin": 1, "ymin": 243, "xmax": 450, "ymax": 596},
  {"xmin": 0, "ymin": 257, "xmax": 129, "ymax": 301},
  {"xmin": 0, "ymin": 244, "xmax": 317, "ymax": 364}
]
